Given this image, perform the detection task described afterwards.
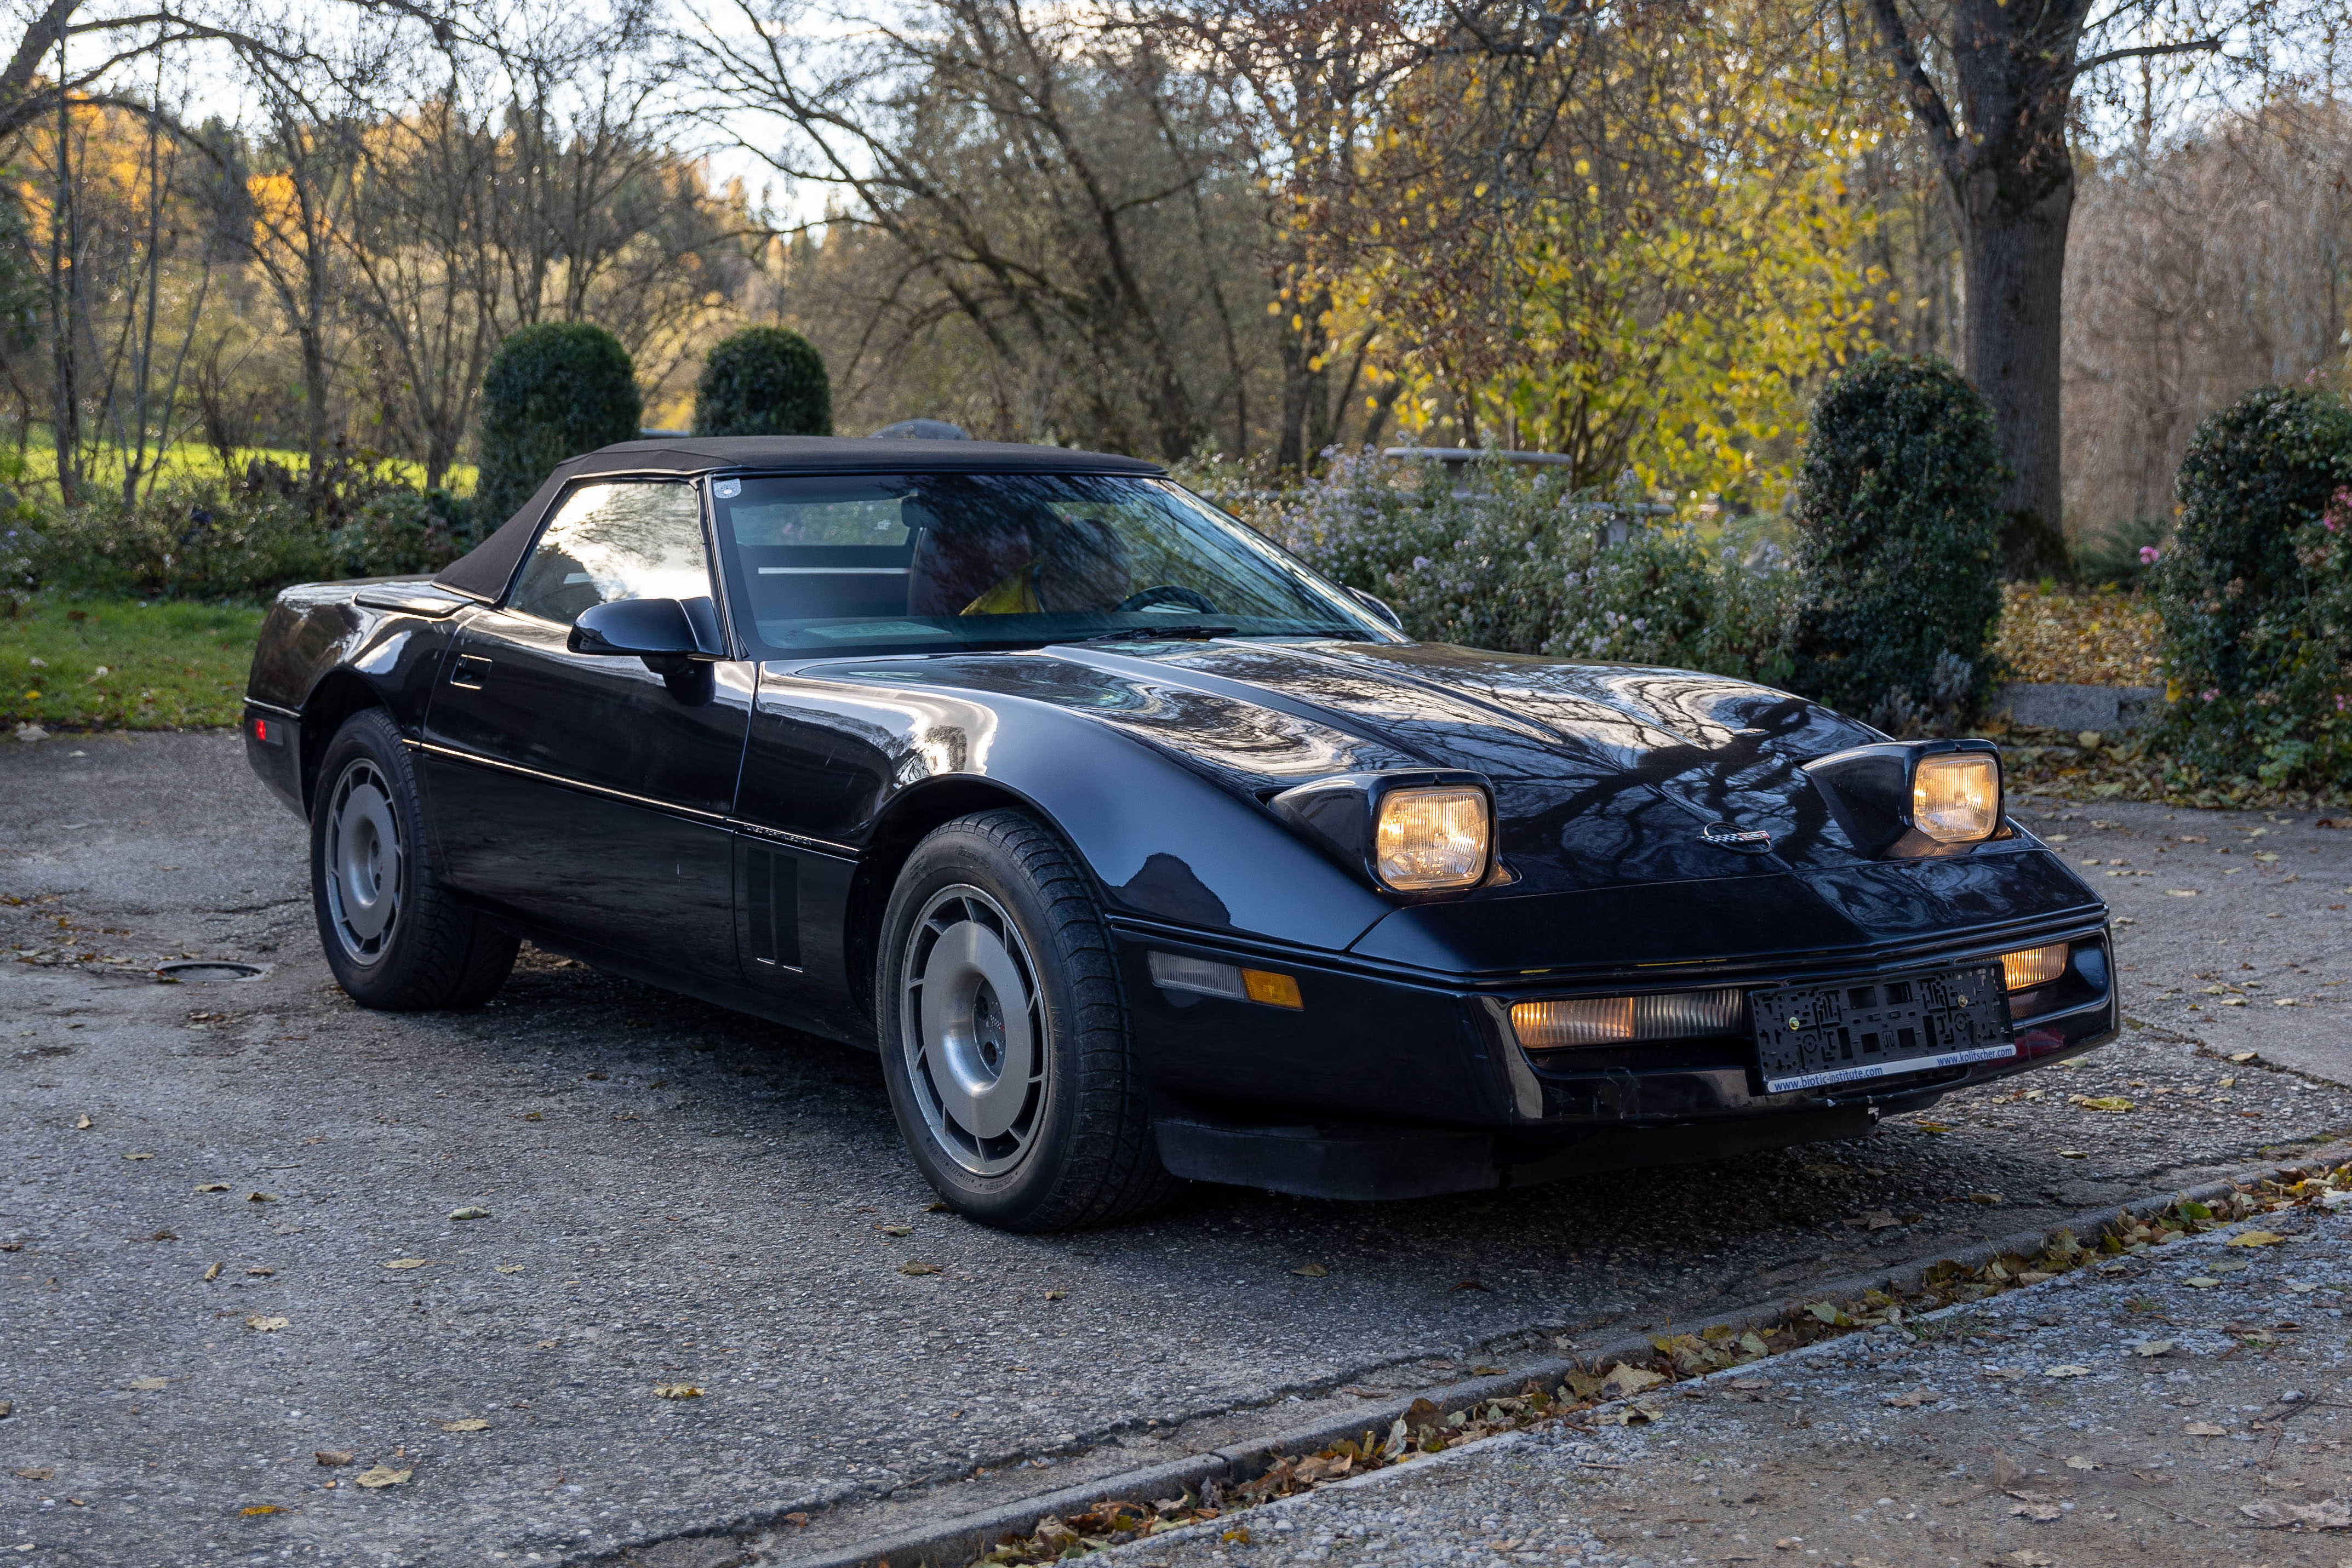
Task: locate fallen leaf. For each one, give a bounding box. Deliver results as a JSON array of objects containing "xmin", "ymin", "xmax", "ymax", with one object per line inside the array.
[
  {"xmin": 2164, "ymin": 888, "xmax": 2199, "ymax": 897},
  {"xmin": 438, "ymin": 1418, "xmax": 489, "ymax": 1432},
  {"xmin": 783, "ymin": 1512, "xmax": 810, "ymax": 1526},
  {"xmin": 125, "ymin": 1377, "xmax": 167, "ymax": 1391},
  {"xmin": 1729, "ymin": 1375, "xmax": 1771, "ymax": 1390},
  {"xmin": 879, "ymin": 1223, "xmax": 912, "ymax": 1237},
  {"xmin": 2242, "ymin": 1497, "xmax": 2352, "ymax": 1529},
  {"xmin": 899, "ymin": 1261, "xmax": 944, "ymax": 1277},
  {"xmin": 245, "ymin": 1267, "xmax": 272, "ymax": 1278},
  {"xmin": 925, "ymin": 1201, "xmax": 952, "ymax": 1212},
  {"xmin": 2183, "ymin": 1277, "xmax": 2221, "ymax": 1289},
  {"xmin": 1603, "ymin": 1363, "xmax": 1667, "ymax": 1397},
  {"xmin": 247, "ymin": 1192, "xmax": 273, "ymax": 1204},
  {"xmin": 2006, "ymin": 1496, "xmax": 2063, "ymax": 1522},
  {"xmin": 1043, "ymin": 1289, "xmax": 1067, "ymax": 1301},
  {"xmin": 2184, "ymin": 1420, "xmax": 2228, "ymax": 1436},
  {"xmin": 74, "ymin": 1114, "xmax": 91, "ymax": 1130},
  {"xmin": 1969, "ymin": 1191, "xmax": 2006, "ymax": 1205},
  {"xmin": 2068, "ymin": 1095, "xmax": 2134, "ymax": 1112},
  {"xmin": 448, "ymin": 1207, "xmax": 490, "ymax": 1221},
  {"xmin": 2228, "ymin": 1229, "xmax": 2287, "ymax": 1248},
  {"xmin": 1993, "ymin": 1452, "xmax": 2025, "ymax": 1487},
  {"xmin": 1983, "ymin": 1367, "xmax": 2029, "ymax": 1382},
  {"xmin": 123, "ymin": 1151, "xmax": 153, "ymax": 1160},
  {"xmin": 244, "ymin": 1315, "xmax": 289, "ymax": 1332},
  {"xmin": 2042, "ymin": 1364, "xmax": 2092, "ymax": 1378},
  {"xmin": 2131, "ymin": 1340, "xmax": 2173, "ymax": 1357},
  {"xmin": 2058, "ymin": 1149, "xmax": 2088, "ymax": 1159},
  {"xmin": 1862, "ymin": 1209, "xmax": 1899, "ymax": 1230},
  {"xmin": 2064, "ymin": 1455, "xmax": 2097, "ymax": 1471},
  {"xmin": 1291, "ymin": 1263, "xmax": 1329, "ymax": 1277},
  {"xmin": 652, "ymin": 1384, "xmax": 701, "ymax": 1399},
  {"xmin": 494, "ymin": 1264, "xmax": 523, "ymax": 1274},
  {"xmin": 353, "ymin": 1466, "xmax": 410, "ymax": 1489},
  {"xmin": 314, "ymin": 1451, "xmax": 353, "ymax": 1467},
  {"xmin": 13, "ymin": 1469, "xmax": 53, "ymax": 1481},
  {"xmin": 239, "ymin": 1504, "xmax": 283, "ymax": 1517},
  {"xmin": 1738, "ymin": 1331, "xmax": 1769, "ymax": 1357},
  {"xmin": 382, "ymin": 1259, "xmax": 428, "ymax": 1270},
  {"xmin": 1882, "ymin": 1387, "xmax": 1940, "ymax": 1407},
  {"xmin": 202, "ymin": 1261, "xmax": 221, "ymax": 1281},
  {"xmin": 1916, "ymin": 1121, "xmax": 1950, "ymax": 1133},
  {"xmin": 2228, "ymin": 1050, "xmax": 2259, "ymax": 1064},
  {"xmin": 194, "ymin": 1182, "xmax": 230, "ymax": 1193}
]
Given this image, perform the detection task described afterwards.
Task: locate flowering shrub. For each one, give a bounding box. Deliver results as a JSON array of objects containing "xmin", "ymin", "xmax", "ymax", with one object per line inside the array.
[
  {"xmin": 2156, "ymin": 385, "xmax": 2352, "ymax": 789},
  {"xmin": 1222, "ymin": 451, "xmax": 1798, "ymax": 685}
]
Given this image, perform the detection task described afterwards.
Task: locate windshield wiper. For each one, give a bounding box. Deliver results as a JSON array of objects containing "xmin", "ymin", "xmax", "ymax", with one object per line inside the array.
[{"xmin": 1079, "ymin": 625, "xmax": 1239, "ymax": 643}]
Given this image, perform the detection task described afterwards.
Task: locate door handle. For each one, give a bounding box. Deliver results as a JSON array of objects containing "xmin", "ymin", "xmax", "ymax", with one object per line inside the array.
[{"xmin": 449, "ymin": 654, "xmax": 493, "ymax": 689}]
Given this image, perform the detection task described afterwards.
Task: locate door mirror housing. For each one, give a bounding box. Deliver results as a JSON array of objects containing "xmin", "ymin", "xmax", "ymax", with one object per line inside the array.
[
  {"xmin": 1348, "ymin": 586, "xmax": 1405, "ymax": 632},
  {"xmin": 568, "ymin": 597, "xmax": 722, "ymax": 665}
]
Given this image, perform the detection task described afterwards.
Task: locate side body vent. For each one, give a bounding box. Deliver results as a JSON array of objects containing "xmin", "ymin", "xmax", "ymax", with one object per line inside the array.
[{"xmin": 743, "ymin": 845, "xmax": 802, "ymax": 969}]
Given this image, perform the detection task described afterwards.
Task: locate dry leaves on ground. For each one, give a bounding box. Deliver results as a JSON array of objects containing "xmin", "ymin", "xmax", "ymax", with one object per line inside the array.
[
  {"xmin": 448, "ymin": 1207, "xmax": 490, "ymax": 1221},
  {"xmin": 653, "ymin": 1383, "xmax": 701, "ymax": 1399},
  {"xmin": 1994, "ymin": 585, "xmax": 2161, "ymax": 686},
  {"xmin": 244, "ymin": 1315, "xmax": 288, "ymax": 1332},
  {"xmin": 353, "ymin": 1466, "xmax": 410, "ymax": 1489},
  {"xmin": 900, "ymin": 1261, "xmax": 944, "ymax": 1277},
  {"xmin": 314, "ymin": 1451, "xmax": 353, "ymax": 1467},
  {"xmin": 438, "ymin": 1418, "xmax": 488, "ymax": 1432}
]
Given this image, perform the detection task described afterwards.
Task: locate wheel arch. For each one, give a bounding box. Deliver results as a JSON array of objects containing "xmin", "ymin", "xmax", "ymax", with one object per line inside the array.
[
  {"xmin": 298, "ymin": 671, "xmax": 398, "ymax": 815},
  {"xmin": 845, "ymin": 776, "xmax": 1068, "ymax": 1024}
]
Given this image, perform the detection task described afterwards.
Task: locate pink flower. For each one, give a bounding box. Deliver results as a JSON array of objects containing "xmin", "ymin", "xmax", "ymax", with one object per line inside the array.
[
  {"xmin": 2201, "ymin": 689, "xmax": 2219, "ymax": 703},
  {"xmin": 2139, "ymin": 545, "xmax": 2161, "ymax": 565}
]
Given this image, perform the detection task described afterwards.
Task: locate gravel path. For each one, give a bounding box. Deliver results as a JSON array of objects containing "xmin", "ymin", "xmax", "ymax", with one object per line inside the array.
[
  {"xmin": 1107, "ymin": 1200, "xmax": 2352, "ymax": 1568},
  {"xmin": 3, "ymin": 736, "xmax": 2349, "ymax": 1567}
]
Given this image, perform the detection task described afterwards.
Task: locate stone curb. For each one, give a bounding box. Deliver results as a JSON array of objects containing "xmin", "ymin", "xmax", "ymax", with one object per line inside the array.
[{"xmin": 624, "ymin": 1136, "xmax": 2352, "ymax": 1568}]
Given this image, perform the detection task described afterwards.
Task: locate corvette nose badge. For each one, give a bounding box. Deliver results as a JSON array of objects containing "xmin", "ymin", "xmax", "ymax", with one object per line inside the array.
[{"xmin": 1700, "ymin": 821, "xmax": 1775, "ymax": 854}]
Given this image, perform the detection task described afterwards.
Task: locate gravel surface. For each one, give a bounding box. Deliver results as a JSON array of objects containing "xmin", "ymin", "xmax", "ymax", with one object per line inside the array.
[
  {"xmin": 3, "ymin": 736, "xmax": 2350, "ymax": 1567},
  {"xmin": 1112, "ymin": 1200, "xmax": 2352, "ymax": 1568}
]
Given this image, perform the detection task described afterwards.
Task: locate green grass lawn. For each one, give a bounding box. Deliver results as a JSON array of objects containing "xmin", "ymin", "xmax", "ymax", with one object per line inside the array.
[
  {"xmin": 7, "ymin": 436, "xmax": 476, "ymax": 497},
  {"xmin": 2, "ymin": 597, "xmax": 264, "ymax": 731}
]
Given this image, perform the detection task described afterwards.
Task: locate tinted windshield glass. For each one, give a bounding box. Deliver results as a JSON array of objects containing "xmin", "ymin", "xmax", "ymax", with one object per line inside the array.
[{"xmin": 710, "ymin": 472, "xmax": 1390, "ymax": 655}]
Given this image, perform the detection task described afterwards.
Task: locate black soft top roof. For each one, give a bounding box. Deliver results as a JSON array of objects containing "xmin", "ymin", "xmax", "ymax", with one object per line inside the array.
[{"xmin": 432, "ymin": 436, "xmax": 1164, "ymax": 603}]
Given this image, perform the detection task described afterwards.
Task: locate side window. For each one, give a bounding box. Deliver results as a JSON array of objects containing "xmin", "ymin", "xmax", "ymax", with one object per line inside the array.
[{"xmin": 507, "ymin": 482, "xmax": 709, "ymax": 626}]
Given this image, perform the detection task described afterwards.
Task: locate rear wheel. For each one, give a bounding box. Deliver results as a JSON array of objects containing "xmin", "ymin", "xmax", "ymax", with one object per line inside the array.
[
  {"xmin": 877, "ymin": 810, "xmax": 1172, "ymax": 1231},
  {"xmin": 311, "ymin": 708, "xmax": 517, "ymax": 1009}
]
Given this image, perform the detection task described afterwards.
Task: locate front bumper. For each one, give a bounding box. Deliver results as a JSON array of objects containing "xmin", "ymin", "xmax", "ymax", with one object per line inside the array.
[{"xmin": 1117, "ymin": 916, "xmax": 2115, "ymax": 1199}]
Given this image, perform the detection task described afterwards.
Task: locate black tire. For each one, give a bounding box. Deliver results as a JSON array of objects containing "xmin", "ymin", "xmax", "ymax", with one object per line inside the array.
[
  {"xmin": 877, "ymin": 810, "xmax": 1174, "ymax": 1231},
  {"xmin": 310, "ymin": 708, "xmax": 517, "ymax": 1010}
]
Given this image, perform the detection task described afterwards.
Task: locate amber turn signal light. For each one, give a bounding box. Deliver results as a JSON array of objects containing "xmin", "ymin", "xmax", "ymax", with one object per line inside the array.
[
  {"xmin": 2000, "ymin": 942, "xmax": 2069, "ymax": 992},
  {"xmin": 1241, "ymin": 969, "xmax": 1303, "ymax": 1009}
]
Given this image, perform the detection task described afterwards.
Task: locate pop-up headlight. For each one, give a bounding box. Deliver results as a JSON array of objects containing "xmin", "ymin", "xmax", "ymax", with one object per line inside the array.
[
  {"xmin": 1804, "ymin": 739, "xmax": 2005, "ymax": 857},
  {"xmin": 1272, "ymin": 771, "xmax": 1494, "ymax": 895}
]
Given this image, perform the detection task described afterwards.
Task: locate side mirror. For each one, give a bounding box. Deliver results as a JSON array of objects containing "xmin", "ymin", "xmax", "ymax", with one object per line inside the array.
[
  {"xmin": 1348, "ymin": 586, "xmax": 1405, "ymax": 631},
  {"xmin": 568, "ymin": 596, "xmax": 721, "ymax": 663}
]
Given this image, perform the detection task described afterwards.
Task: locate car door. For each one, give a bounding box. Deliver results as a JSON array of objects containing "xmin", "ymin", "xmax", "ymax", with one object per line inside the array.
[{"xmin": 419, "ymin": 478, "xmax": 754, "ymax": 972}]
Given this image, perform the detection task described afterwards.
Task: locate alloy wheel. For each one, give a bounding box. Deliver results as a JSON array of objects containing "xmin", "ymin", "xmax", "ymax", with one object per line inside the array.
[
  {"xmin": 322, "ymin": 757, "xmax": 404, "ymax": 965},
  {"xmin": 900, "ymin": 884, "xmax": 1048, "ymax": 1176}
]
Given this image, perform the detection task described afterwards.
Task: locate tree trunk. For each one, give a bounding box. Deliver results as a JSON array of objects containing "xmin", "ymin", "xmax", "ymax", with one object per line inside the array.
[{"xmin": 1959, "ymin": 167, "xmax": 2072, "ymax": 541}]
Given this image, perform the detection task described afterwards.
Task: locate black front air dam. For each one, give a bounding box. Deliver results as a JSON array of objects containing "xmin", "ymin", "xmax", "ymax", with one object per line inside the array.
[{"xmin": 1153, "ymin": 1106, "xmax": 1878, "ymax": 1202}]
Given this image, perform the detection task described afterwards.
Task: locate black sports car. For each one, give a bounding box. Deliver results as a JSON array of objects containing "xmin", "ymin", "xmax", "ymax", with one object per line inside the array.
[{"xmin": 244, "ymin": 437, "xmax": 2114, "ymax": 1230}]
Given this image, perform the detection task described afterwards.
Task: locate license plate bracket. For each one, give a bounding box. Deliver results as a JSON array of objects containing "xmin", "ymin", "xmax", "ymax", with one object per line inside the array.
[{"xmin": 1753, "ymin": 963, "xmax": 2013, "ymax": 1094}]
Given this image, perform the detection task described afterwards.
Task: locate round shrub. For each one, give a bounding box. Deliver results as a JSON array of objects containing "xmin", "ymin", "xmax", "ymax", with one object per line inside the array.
[
  {"xmin": 693, "ymin": 327, "xmax": 831, "ymax": 438},
  {"xmin": 477, "ymin": 323, "xmax": 642, "ymax": 523},
  {"xmin": 2158, "ymin": 384, "xmax": 2352, "ymax": 788},
  {"xmin": 1789, "ymin": 354, "xmax": 2004, "ymax": 731}
]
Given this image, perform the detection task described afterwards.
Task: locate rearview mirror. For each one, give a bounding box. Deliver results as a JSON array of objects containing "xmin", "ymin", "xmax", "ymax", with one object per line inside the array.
[{"xmin": 568, "ymin": 597, "xmax": 720, "ymax": 663}]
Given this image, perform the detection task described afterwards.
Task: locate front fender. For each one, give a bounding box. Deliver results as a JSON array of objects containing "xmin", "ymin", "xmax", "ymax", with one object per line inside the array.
[{"xmin": 735, "ymin": 665, "xmax": 1401, "ymax": 953}]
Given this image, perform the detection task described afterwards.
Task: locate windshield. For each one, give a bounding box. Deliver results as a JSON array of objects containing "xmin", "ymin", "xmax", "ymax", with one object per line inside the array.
[{"xmin": 708, "ymin": 471, "xmax": 1394, "ymax": 656}]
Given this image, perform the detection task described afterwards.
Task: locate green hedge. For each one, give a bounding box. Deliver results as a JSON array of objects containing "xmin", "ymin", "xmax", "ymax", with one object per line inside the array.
[
  {"xmin": 2156, "ymin": 384, "xmax": 2352, "ymax": 789},
  {"xmin": 478, "ymin": 322, "xmax": 642, "ymax": 523},
  {"xmin": 1233, "ymin": 454, "xmax": 1796, "ymax": 685},
  {"xmin": 694, "ymin": 327, "xmax": 831, "ymax": 437},
  {"xmin": 1789, "ymin": 354, "xmax": 2004, "ymax": 732}
]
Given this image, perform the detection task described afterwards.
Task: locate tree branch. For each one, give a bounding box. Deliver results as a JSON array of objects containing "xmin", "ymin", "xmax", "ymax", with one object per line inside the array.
[
  {"xmin": 2068, "ymin": 36, "xmax": 2224, "ymax": 78},
  {"xmin": 1857, "ymin": 0, "xmax": 1970, "ymax": 191}
]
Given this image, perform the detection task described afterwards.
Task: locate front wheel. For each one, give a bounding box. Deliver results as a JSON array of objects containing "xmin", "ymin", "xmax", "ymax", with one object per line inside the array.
[
  {"xmin": 877, "ymin": 810, "xmax": 1172, "ymax": 1231},
  {"xmin": 310, "ymin": 708, "xmax": 517, "ymax": 1010}
]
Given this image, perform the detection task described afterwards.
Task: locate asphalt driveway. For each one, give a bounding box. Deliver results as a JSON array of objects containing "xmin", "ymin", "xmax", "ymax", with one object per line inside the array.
[{"xmin": 3, "ymin": 731, "xmax": 2349, "ymax": 1567}]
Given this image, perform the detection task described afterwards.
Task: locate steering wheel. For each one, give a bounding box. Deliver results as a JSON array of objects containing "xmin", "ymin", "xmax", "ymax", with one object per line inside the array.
[{"xmin": 1116, "ymin": 585, "xmax": 1220, "ymax": 614}]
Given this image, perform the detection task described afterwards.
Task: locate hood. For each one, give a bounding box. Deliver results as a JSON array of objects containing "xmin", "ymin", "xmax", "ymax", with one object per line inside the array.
[{"xmin": 822, "ymin": 638, "xmax": 1926, "ymax": 899}]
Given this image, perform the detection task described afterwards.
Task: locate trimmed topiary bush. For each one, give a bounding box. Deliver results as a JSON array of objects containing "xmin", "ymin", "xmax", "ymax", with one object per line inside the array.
[
  {"xmin": 478, "ymin": 322, "xmax": 642, "ymax": 523},
  {"xmin": 2156, "ymin": 384, "xmax": 2352, "ymax": 789},
  {"xmin": 694, "ymin": 327, "xmax": 831, "ymax": 438},
  {"xmin": 1789, "ymin": 353, "xmax": 2005, "ymax": 732}
]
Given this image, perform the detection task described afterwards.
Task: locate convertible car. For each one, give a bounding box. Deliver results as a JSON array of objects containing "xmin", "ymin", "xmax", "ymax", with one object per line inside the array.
[{"xmin": 244, "ymin": 437, "xmax": 2114, "ymax": 1230}]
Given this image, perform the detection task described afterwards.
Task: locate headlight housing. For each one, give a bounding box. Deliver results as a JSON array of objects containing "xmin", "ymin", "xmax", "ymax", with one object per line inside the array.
[
  {"xmin": 1271, "ymin": 771, "xmax": 1495, "ymax": 895},
  {"xmin": 1804, "ymin": 739, "xmax": 2004, "ymax": 857},
  {"xmin": 1914, "ymin": 753, "xmax": 2001, "ymax": 843},
  {"xmin": 1375, "ymin": 786, "xmax": 1490, "ymax": 891}
]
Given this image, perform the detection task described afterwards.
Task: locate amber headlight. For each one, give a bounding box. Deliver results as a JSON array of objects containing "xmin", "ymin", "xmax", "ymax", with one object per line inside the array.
[
  {"xmin": 1912, "ymin": 752, "xmax": 2001, "ymax": 844},
  {"xmin": 2001, "ymin": 942, "xmax": 2069, "ymax": 991},
  {"xmin": 1374, "ymin": 786, "xmax": 1491, "ymax": 891},
  {"xmin": 1511, "ymin": 989, "xmax": 1747, "ymax": 1050}
]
